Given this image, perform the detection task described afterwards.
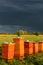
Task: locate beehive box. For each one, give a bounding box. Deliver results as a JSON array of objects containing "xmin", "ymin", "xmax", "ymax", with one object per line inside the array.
[
  {"xmin": 33, "ymin": 42, "xmax": 39, "ymax": 54},
  {"xmin": 24, "ymin": 40, "xmax": 33, "ymax": 55},
  {"xmin": 38, "ymin": 42, "xmax": 43, "ymax": 52},
  {"xmin": 2, "ymin": 42, "xmax": 14, "ymax": 60},
  {"xmin": 13, "ymin": 37, "xmax": 24, "ymax": 58}
]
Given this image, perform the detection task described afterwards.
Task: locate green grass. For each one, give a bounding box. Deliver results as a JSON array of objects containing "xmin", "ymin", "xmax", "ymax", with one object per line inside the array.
[
  {"xmin": 0, "ymin": 35, "xmax": 43, "ymax": 65},
  {"xmin": 0, "ymin": 53, "xmax": 43, "ymax": 65},
  {"xmin": 0, "ymin": 35, "xmax": 43, "ymax": 46}
]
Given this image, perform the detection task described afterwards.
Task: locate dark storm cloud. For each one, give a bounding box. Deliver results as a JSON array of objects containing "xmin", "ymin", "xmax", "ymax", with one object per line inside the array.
[
  {"xmin": 0, "ymin": 25, "xmax": 43, "ymax": 33},
  {"xmin": 0, "ymin": 0, "xmax": 43, "ymax": 32},
  {"xmin": 0, "ymin": 25, "xmax": 33, "ymax": 33},
  {"xmin": 0, "ymin": 25, "xmax": 40, "ymax": 33}
]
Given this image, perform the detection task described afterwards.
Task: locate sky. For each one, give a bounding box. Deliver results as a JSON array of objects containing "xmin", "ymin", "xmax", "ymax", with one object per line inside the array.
[{"xmin": 0, "ymin": 0, "xmax": 43, "ymax": 32}]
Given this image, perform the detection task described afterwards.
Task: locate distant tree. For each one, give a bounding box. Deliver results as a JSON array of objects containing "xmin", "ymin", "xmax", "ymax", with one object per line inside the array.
[
  {"xmin": 16, "ymin": 30, "xmax": 28, "ymax": 36},
  {"xmin": 34, "ymin": 32, "xmax": 39, "ymax": 36}
]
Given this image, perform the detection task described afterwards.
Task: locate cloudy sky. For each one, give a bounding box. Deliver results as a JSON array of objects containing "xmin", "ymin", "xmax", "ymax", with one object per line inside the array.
[{"xmin": 0, "ymin": 0, "xmax": 43, "ymax": 32}]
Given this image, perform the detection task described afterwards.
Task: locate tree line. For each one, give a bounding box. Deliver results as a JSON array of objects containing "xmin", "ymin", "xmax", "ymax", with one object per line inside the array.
[{"xmin": 0, "ymin": 30, "xmax": 43, "ymax": 36}]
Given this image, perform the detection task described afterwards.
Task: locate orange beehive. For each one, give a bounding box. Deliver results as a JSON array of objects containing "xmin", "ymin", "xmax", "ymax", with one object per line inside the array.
[
  {"xmin": 24, "ymin": 41, "xmax": 33, "ymax": 55},
  {"xmin": 38, "ymin": 42, "xmax": 43, "ymax": 52},
  {"xmin": 2, "ymin": 42, "xmax": 14, "ymax": 60},
  {"xmin": 33, "ymin": 42, "xmax": 39, "ymax": 54},
  {"xmin": 13, "ymin": 37, "xmax": 24, "ymax": 58}
]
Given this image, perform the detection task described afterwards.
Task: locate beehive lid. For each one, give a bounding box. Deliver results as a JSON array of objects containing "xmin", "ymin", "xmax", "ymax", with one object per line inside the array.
[
  {"xmin": 25, "ymin": 40, "xmax": 30, "ymax": 42},
  {"xmin": 39, "ymin": 41, "xmax": 43, "ymax": 42},
  {"xmin": 14, "ymin": 37, "xmax": 21, "ymax": 38},
  {"xmin": 26, "ymin": 40, "xmax": 29, "ymax": 42},
  {"xmin": 17, "ymin": 37, "xmax": 22, "ymax": 38},
  {"xmin": 14, "ymin": 37, "xmax": 24, "ymax": 39},
  {"xmin": 3, "ymin": 42, "xmax": 12, "ymax": 44}
]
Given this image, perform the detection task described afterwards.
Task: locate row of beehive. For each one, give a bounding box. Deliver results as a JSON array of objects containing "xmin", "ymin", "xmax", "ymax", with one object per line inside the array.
[{"xmin": 2, "ymin": 37, "xmax": 43, "ymax": 61}]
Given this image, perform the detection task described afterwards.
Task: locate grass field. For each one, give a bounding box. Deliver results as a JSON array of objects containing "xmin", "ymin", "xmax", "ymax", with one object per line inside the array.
[
  {"xmin": 0, "ymin": 35, "xmax": 43, "ymax": 65},
  {"xmin": 0, "ymin": 35, "xmax": 43, "ymax": 46}
]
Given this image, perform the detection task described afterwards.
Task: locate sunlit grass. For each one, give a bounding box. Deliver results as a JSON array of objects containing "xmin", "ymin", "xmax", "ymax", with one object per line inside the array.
[{"xmin": 0, "ymin": 35, "xmax": 43, "ymax": 46}]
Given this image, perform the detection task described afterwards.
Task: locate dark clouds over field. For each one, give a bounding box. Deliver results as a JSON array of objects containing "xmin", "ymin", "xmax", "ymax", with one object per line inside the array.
[{"xmin": 0, "ymin": 0, "xmax": 43, "ymax": 32}]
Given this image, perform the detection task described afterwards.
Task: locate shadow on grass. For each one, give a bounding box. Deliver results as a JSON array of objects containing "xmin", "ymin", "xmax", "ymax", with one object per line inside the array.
[
  {"xmin": 0, "ymin": 46, "xmax": 2, "ymax": 60},
  {"xmin": 0, "ymin": 57, "xmax": 2, "ymax": 60},
  {"xmin": 0, "ymin": 46, "xmax": 2, "ymax": 56}
]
